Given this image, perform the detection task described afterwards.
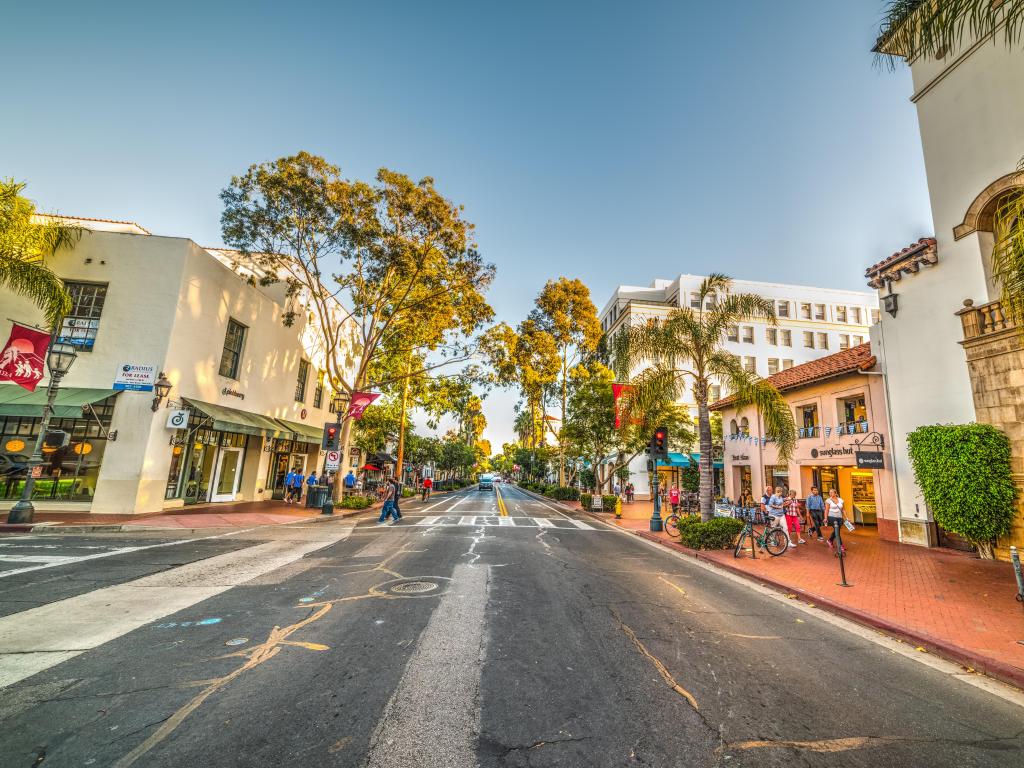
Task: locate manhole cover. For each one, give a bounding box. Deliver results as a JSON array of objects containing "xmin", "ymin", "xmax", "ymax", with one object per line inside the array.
[{"xmin": 390, "ymin": 581, "xmax": 438, "ymax": 594}]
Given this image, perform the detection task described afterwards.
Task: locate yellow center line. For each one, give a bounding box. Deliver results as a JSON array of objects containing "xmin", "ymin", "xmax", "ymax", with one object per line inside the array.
[{"xmin": 495, "ymin": 483, "xmax": 508, "ymax": 516}]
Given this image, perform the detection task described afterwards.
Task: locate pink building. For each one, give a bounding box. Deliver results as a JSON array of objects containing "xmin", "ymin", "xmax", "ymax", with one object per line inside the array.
[{"xmin": 711, "ymin": 343, "xmax": 899, "ymax": 542}]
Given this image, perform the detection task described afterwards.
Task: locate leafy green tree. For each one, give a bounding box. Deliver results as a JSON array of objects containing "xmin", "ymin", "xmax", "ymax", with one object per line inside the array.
[
  {"xmin": 531, "ymin": 278, "xmax": 602, "ymax": 484},
  {"xmin": 877, "ymin": 2, "xmax": 1024, "ymax": 324},
  {"xmin": 0, "ymin": 180, "xmax": 78, "ymax": 328},
  {"xmin": 613, "ymin": 274, "xmax": 796, "ymax": 521},
  {"xmin": 220, "ymin": 153, "xmax": 494, "ymax": 496}
]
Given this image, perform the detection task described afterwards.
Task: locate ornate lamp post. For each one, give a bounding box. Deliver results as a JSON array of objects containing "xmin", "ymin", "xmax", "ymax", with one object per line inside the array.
[
  {"xmin": 7, "ymin": 342, "xmax": 78, "ymax": 524},
  {"xmin": 151, "ymin": 372, "xmax": 172, "ymax": 411}
]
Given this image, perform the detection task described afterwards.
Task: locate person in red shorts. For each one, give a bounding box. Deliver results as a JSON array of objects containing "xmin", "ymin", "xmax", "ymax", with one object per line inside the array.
[{"xmin": 784, "ymin": 489, "xmax": 806, "ymax": 546}]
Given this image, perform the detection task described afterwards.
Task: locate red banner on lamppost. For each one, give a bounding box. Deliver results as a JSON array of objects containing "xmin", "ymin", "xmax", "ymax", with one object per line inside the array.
[
  {"xmin": 0, "ymin": 323, "xmax": 51, "ymax": 392},
  {"xmin": 346, "ymin": 391, "xmax": 380, "ymax": 420},
  {"xmin": 612, "ymin": 383, "xmax": 631, "ymax": 429}
]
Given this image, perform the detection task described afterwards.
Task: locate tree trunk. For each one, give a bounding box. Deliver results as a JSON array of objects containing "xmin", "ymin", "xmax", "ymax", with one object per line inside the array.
[
  {"xmin": 697, "ymin": 382, "xmax": 714, "ymax": 522},
  {"xmin": 975, "ymin": 538, "xmax": 995, "ymax": 559},
  {"xmin": 332, "ymin": 414, "xmax": 354, "ymax": 503},
  {"xmin": 558, "ymin": 352, "xmax": 567, "ymax": 486}
]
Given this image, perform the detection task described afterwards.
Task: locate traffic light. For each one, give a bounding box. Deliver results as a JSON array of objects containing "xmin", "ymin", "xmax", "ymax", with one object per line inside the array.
[
  {"xmin": 649, "ymin": 426, "xmax": 668, "ymax": 461},
  {"xmin": 322, "ymin": 423, "xmax": 340, "ymax": 451},
  {"xmin": 43, "ymin": 430, "xmax": 70, "ymax": 449}
]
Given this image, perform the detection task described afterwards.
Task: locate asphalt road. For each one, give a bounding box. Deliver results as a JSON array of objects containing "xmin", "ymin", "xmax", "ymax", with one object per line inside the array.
[{"xmin": 0, "ymin": 484, "xmax": 1021, "ymax": 767}]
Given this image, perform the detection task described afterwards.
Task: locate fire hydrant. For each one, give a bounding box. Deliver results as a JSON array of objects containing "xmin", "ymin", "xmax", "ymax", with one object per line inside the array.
[{"xmin": 615, "ymin": 497, "xmax": 622, "ymax": 519}]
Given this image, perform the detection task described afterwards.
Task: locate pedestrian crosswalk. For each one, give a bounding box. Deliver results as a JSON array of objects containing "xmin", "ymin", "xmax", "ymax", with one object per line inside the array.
[{"xmin": 409, "ymin": 515, "xmax": 598, "ymax": 531}]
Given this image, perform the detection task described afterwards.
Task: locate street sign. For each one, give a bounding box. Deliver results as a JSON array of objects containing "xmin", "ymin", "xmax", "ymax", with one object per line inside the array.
[
  {"xmin": 325, "ymin": 450, "xmax": 341, "ymax": 471},
  {"xmin": 855, "ymin": 451, "xmax": 884, "ymax": 469},
  {"xmin": 113, "ymin": 363, "xmax": 157, "ymax": 392},
  {"xmin": 31, "ymin": 466, "xmax": 42, "ymax": 478},
  {"xmin": 591, "ymin": 494, "xmax": 603, "ymax": 510},
  {"xmin": 166, "ymin": 409, "xmax": 190, "ymax": 429}
]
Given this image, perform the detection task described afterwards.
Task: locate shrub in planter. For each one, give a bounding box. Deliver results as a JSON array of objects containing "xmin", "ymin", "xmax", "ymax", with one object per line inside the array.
[
  {"xmin": 601, "ymin": 494, "xmax": 619, "ymax": 510},
  {"xmin": 580, "ymin": 493, "xmax": 593, "ymax": 510},
  {"xmin": 546, "ymin": 486, "xmax": 580, "ymax": 501},
  {"xmin": 677, "ymin": 517, "xmax": 743, "ymax": 550},
  {"xmin": 338, "ymin": 494, "xmax": 374, "ymax": 510},
  {"xmin": 906, "ymin": 423, "xmax": 1017, "ymax": 558}
]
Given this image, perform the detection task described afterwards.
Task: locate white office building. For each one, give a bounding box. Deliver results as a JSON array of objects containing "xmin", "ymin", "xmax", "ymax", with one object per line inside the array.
[{"xmin": 598, "ymin": 275, "xmax": 879, "ymax": 497}]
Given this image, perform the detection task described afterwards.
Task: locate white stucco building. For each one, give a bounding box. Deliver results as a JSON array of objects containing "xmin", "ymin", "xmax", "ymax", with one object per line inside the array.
[
  {"xmin": 867, "ymin": 17, "xmax": 1024, "ymax": 548},
  {"xmin": 598, "ymin": 275, "xmax": 878, "ymax": 497},
  {"xmin": 0, "ymin": 216, "xmax": 358, "ymax": 515}
]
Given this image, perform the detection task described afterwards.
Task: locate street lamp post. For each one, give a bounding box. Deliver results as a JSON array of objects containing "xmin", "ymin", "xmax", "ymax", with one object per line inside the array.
[{"xmin": 7, "ymin": 342, "xmax": 78, "ymax": 524}]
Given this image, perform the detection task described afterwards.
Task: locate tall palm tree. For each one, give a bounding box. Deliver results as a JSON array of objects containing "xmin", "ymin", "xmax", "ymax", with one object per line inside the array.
[
  {"xmin": 0, "ymin": 180, "xmax": 77, "ymax": 328},
  {"xmin": 613, "ymin": 274, "xmax": 796, "ymax": 522},
  {"xmin": 878, "ymin": 2, "xmax": 1024, "ymax": 324}
]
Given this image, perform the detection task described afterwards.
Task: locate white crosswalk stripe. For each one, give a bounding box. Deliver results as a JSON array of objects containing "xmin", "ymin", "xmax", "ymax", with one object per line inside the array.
[{"xmin": 410, "ymin": 515, "xmax": 595, "ymax": 531}]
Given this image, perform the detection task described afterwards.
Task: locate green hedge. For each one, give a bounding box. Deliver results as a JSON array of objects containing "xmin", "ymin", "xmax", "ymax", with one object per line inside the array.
[
  {"xmin": 906, "ymin": 423, "xmax": 1017, "ymax": 558},
  {"xmin": 338, "ymin": 494, "xmax": 374, "ymax": 509},
  {"xmin": 675, "ymin": 517, "xmax": 743, "ymax": 550},
  {"xmin": 546, "ymin": 486, "xmax": 580, "ymax": 501}
]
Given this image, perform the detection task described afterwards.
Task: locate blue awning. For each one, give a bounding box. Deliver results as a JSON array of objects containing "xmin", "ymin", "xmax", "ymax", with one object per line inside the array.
[
  {"xmin": 658, "ymin": 452, "xmax": 690, "ymax": 467},
  {"xmin": 689, "ymin": 452, "xmax": 724, "ymax": 470}
]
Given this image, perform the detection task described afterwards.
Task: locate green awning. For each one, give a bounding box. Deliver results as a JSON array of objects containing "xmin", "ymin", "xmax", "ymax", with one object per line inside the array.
[
  {"xmin": 0, "ymin": 385, "xmax": 118, "ymax": 419},
  {"xmin": 184, "ymin": 399, "xmax": 289, "ymax": 439},
  {"xmin": 274, "ymin": 418, "xmax": 324, "ymax": 444}
]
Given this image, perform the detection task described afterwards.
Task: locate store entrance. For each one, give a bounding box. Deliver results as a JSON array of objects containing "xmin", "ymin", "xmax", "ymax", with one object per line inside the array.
[
  {"xmin": 211, "ymin": 447, "xmax": 243, "ymax": 502},
  {"xmin": 183, "ymin": 443, "xmax": 217, "ymax": 505},
  {"xmin": 269, "ymin": 452, "xmax": 307, "ymax": 500}
]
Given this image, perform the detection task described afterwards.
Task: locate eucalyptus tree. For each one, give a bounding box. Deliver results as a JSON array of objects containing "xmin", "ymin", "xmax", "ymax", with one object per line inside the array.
[
  {"xmin": 0, "ymin": 180, "xmax": 77, "ymax": 328},
  {"xmin": 613, "ymin": 274, "xmax": 796, "ymax": 521},
  {"xmin": 877, "ymin": 1, "xmax": 1024, "ymax": 324}
]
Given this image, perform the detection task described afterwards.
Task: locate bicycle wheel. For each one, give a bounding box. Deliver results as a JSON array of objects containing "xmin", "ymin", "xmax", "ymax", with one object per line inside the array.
[
  {"xmin": 733, "ymin": 529, "xmax": 748, "ymax": 558},
  {"xmin": 764, "ymin": 526, "xmax": 789, "ymax": 556},
  {"xmin": 664, "ymin": 514, "xmax": 681, "ymax": 538}
]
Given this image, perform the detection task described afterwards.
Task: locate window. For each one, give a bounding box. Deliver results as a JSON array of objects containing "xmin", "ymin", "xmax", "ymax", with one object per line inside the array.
[
  {"xmin": 839, "ymin": 334, "xmax": 850, "ymax": 351},
  {"xmin": 295, "ymin": 359, "xmax": 310, "ymax": 402},
  {"xmin": 709, "ymin": 384, "xmax": 721, "ymax": 402},
  {"xmin": 814, "ymin": 304, "xmax": 826, "ymax": 321},
  {"xmin": 766, "ymin": 328, "xmax": 777, "ymax": 345},
  {"xmin": 817, "ymin": 332, "xmax": 829, "ymax": 349},
  {"xmin": 777, "ymin": 300, "xmax": 790, "ymax": 318},
  {"xmin": 797, "ymin": 404, "xmax": 819, "ymax": 438},
  {"xmin": 729, "ymin": 419, "xmax": 739, "ymax": 436},
  {"xmin": 767, "ymin": 358, "xmax": 780, "ymax": 375},
  {"xmin": 742, "ymin": 356, "xmax": 756, "ymax": 373},
  {"xmin": 727, "ymin": 325, "xmax": 739, "ymax": 342},
  {"xmin": 870, "ymin": 309, "xmax": 880, "ymax": 325},
  {"xmin": 219, "ymin": 319, "xmax": 247, "ymax": 379},
  {"xmin": 836, "ymin": 306, "xmax": 848, "ymax": 323},
  {"xmin": 852, "ymin": 334, "xmax": 864, "ymax": 346},
  {"xmin": 800, "ymin": 302, "xmax": 811, "ymax": 320},
  {"xmin": 851, "ymin": 307, "xmax": 862, "ymax": 325},
  {"xmin": 313, "ymin": 371, "xmax": 325, "ymax": 408},
  {"xmin": 838, "ymin": 395, "xmax": 868, "ymax": 434},
  {"xmin": 803, "ymin": 331, "xmax": 815, "ymax": 348},
  {"xmin": 782, "ymin": 359, "xmax": 794, "ymax": 369},
  {"xmin": 690, "ymin": 292, "xmax": 701, "ymax": 309},
  {"xmin": 57, "ymin": 282, "xmax": 108, "ymax": 351},
  {"xmin": 705, "ymin": 294, "xmax": 717, "ymax": 310},
  {"xmin": 781, "ymin": 329, "xmax": 792, "ymax": 347},
  {"xmin": 739, "ymin": 416, "xmax": 750, "ymax": 436},
  {"xmin": 742, "ymin": 326, "xmax": 754, "ymax": 344}
]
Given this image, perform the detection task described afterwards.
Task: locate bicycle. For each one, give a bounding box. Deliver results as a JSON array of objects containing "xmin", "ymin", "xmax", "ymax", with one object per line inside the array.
[
  {"xmin": 664, "ymin": 509, "xmax": 687, "ymax": 538},
  {"xmin": 733, "ymin": 508, "xmax": 788, "ymax": 557}
]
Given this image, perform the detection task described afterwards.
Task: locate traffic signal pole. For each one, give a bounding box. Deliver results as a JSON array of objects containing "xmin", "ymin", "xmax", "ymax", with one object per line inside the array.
[{"xmin": 648, "ymin": 426, "xmax": 668, "ymax": 532}]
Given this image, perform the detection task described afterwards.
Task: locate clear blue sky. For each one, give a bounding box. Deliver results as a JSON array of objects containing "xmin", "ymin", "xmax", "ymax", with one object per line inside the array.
[{"xmin": 2, "ymin": 1, "xmax": 932, "ymax": 449}]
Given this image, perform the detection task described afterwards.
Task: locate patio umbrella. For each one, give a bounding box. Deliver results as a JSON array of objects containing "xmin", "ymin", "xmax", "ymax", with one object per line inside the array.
[{"xmin": 361, "ymin": 464, "xmax": 381, "ymax": 471}]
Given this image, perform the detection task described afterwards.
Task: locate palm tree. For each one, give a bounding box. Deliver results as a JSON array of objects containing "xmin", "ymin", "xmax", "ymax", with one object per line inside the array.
[
  {"xmin": 0, "ymin": 180, "xmax": 77, "ymax": 328},
  {"xmin": 878, "ymin": 2, "xmax": 1024, "ymax": 325},
  {"xmin": 613, "ymin": 274, "xmax": 796, "ymax": 522}
]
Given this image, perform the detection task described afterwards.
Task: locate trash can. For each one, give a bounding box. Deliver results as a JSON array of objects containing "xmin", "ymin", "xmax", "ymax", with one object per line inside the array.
[{"xmin": 305, "ymin": 485, "xmax": 330, "ymax": 509}]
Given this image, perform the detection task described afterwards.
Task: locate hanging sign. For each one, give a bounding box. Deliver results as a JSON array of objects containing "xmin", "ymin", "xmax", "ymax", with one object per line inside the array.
[
  {"xmin": 114, "ymin": 363, "xmax": 156, "ymax": 392},
  {"xmin": 855, "ymin": 451, "xmax": 884, "ymax": 469},
  {"xmin": 0, "ymin": 323, "xmax": 51, "ymax": 392},
  {"xmin": 346, "ymin": 391, "xmax": 380, "ymax": 420},
  {"xmin": 166, "ymin": 409, "xmax": 190, "ymax": 429}
]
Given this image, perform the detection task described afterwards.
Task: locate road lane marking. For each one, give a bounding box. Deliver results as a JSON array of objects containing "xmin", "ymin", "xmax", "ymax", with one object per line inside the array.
[
  {"xmin": 532, "ymin": 517, "xmax": 555, "ymax": 528},
  {"xmin": 416, "ymin": 516, "xmax": 442, "ymax": 527},
  {"xmin": 497, "ymin": 517, "xmax": 515, "ymax": 527},
  {"xmin": 0, "ymin": 554, "xmax": 78, "ymax": 563},
  {"xmin": 495, "ymin": 484, "xmax": 508, "ymax": 516},
  {"xmin": 458, "ymin": 515, "xmax": 477, "ymax": 526}
]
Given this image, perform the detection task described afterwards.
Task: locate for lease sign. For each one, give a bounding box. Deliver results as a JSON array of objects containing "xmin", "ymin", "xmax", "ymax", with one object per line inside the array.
[{"xmin": 113, "ymin": 363, "xmax": 157, "ymax": 392}]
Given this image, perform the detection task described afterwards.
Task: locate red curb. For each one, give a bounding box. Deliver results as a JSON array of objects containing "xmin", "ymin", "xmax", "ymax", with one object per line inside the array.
[{"xmin": 621, "ymin": 528, "xmax": 1024, "ymax": 692}]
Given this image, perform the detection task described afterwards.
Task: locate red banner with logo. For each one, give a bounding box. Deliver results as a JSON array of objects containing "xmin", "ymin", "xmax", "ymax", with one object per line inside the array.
[
  {"xmin": 346, "ymin": 391, "xmax": 380, "ymax": 420},
  {"xmin": 612, "ymin": 383, "xmax": 631, "ymax": 429},
  {"xmin": 0, "ymin": 323, "xmax": 51, "ymax": 392}
]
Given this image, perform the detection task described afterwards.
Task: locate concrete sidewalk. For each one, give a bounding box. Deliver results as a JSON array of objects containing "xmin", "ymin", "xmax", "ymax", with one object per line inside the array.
[{"xmin": 581, "ymin": 497, "xmax": 1024, "ymax": 690}]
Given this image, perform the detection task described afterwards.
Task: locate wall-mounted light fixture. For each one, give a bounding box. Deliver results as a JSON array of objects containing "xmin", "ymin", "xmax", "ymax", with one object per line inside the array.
[
  {"xmin": 882, "ymin": 291, "xmax": 899, "ymax": 318},
  {"xmin": 152, "ymin": 372, "xmax": 172, "ymax": 412}
]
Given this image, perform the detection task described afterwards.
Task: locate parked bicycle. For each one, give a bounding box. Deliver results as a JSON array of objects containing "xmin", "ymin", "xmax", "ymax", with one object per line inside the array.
[{"xmin": 732, "ymin": 507, "xmax": 788, "ymax": 557}]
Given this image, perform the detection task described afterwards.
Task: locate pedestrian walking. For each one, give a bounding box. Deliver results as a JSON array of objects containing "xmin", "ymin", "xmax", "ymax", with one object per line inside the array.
[
  {"xmin": 421, "ymin": 475, "xmax": 433, "ymax": 501},
  {"xmin": 612, "ymin": 479, "xmax": 622, "ymax": 498},
  {"xmin": 390, "ymin": 477, "xmax": 403, "ymax": 520},
  {"xmin": 626, "ymin": 483, "xmax": 634, "ymax": 503},
  {"xmin": 785, "ymin": 489, "xmax": 806, "ymax": 545},
  {"xmin": 668, "ymin": 483, "xmax": 680, "ymax": 514},
  {"xmin": 805, "ymin": 486, "xmax": 825, "ymax": 541},
  {"xmin": 767, "ymin": 486, "xmax": 790, "ymax": 547},
  {"xmin": 376, "ymin": 481, "xmax": 398, "ymax": 525},
  {"xmin": 288, "ymin": 469, "xmax": 305, "ymax": 503},
  {"xmin": 306, "ymin": 471, "xmax": 318, "ymax": 492},
  {"xmin": 825, "ymin": 488, "xmax": 849, "ymax": 554}
]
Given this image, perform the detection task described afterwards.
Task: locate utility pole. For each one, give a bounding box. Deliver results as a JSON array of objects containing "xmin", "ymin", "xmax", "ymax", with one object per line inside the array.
[{"xmin": 394, "ymin": 352, "xmax": 413, "ymax": 485}]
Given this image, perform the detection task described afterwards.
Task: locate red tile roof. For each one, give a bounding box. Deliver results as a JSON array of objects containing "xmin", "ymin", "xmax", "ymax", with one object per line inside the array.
[
  {"xmin": 864, "ymin": 237, "xmax": 937, "ymax": 287},
  {"xmin": 710, "ymin": 343, "xmax": 876, "ymax": 410}
]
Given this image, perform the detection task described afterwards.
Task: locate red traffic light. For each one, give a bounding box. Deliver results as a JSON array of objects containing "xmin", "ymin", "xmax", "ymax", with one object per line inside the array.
[
  {"xmin": 655, "ymin": 431, "xmax": 665, "ymax": 440},
  {"xmin": 327, "ymin": 427, "xmax": 337, "ymax": 436}
]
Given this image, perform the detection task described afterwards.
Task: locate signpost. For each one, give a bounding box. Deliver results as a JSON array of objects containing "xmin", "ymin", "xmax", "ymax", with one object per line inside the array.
[
  {"xmin": 591, "ymin": 494, "xmax": 603, "ymax": 511},
  {"xmin": 113, "ymin": 363, "xmax": 157, "ymax": 392},
  {"xmin": 325, "ymin": 450, "xmax": 341, "ymax": 472}
]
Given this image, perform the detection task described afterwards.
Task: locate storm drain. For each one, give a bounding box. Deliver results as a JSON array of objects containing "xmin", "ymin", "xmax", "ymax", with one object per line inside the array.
[{"xmin": 390, "ymin": 581, "xmax": 438, "ymax": 595}]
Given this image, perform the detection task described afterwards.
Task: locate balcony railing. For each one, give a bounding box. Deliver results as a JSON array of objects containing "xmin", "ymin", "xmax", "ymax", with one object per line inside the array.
[
  {"xmin": 798, "ymin": 426, "xmax": 820, "ymax": 439},
  {"xmin": 836, "ymin": 420, "xmax": 869, "ymax": 435},
  {"xmin": 959, "ymin": 299, "xmax": 1017, "ymax": 341}
]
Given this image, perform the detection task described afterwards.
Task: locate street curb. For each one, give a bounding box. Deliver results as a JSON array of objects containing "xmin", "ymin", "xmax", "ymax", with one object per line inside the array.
[{"xmin": 600, "ymin": 524, "xmax": 1024, "ymax": 692}]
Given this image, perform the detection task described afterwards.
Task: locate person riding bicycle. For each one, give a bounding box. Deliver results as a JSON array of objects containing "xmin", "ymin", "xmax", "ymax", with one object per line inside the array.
[{"xmin": 767, "ymin": 486, "xmax": 787, "ymax": 535}]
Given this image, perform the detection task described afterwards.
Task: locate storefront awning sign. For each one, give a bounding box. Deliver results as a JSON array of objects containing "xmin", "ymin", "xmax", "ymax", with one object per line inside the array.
[
  {"xmin": 183, "ymin": 399, "xmax": 287, "ymax": 439},
  {"xmin": 0, "ymin": 386, "xmax": 118, "ymax": 418}
]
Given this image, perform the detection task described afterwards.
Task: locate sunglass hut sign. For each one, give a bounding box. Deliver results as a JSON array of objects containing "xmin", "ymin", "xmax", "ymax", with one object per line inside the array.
[{"xmin": 810, "ymin": 447, "xmax": 853, "ymax": 459}]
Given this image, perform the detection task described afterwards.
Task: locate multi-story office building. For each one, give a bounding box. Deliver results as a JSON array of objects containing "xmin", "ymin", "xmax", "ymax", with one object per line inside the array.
[
  {"xmin": 598, "ymin": 274, "xmax": 879, "ymax": 497},
  {"xmin": 0, "ymin": 216, "xmax": 357, "ymax": 515}
]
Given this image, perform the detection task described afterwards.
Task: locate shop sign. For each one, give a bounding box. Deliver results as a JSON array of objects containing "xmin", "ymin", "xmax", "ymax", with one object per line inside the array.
[
  {"xmin": 325, "ymin": 450, "xmax": 341, "ymax": 471},
  {"xmin": 810, "ymin": 446, "xmax": 853, "ymax": 459},
  {"xmin": 166, "ymin": 409, "xmax": 190, "ymax": 429},
  {"xmin": 113, "ymin": 363, "xmax": 156, "ymax": 392},
  {"xmin": 221, "ymin": 387, "xmax": 245, "ymax": 400},
  {"xmin": 731, "ymin": 454, "xmax": 749, "ymax": 461},
  {"xmin": 855, "ymin": 451, "xmax": 884, "ymax": 469},
  {"xmin": 591, "ymin": 495, "xmax": 603, "ymax": 510}
]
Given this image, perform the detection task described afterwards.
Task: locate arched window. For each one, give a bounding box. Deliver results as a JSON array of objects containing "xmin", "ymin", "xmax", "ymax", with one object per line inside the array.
[
  {"xmin": 739, "ymin": 417, "xmax": 750, "ymax": 436},
  {"xmin": 729, "ymin": 419, "xmax": 738, "ymax": 436}
]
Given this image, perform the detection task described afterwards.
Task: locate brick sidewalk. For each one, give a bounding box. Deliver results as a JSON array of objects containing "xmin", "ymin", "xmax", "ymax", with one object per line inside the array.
[{"xmin": 580, "ymin": 497, "xmax": 1024, "ymax": 689}]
